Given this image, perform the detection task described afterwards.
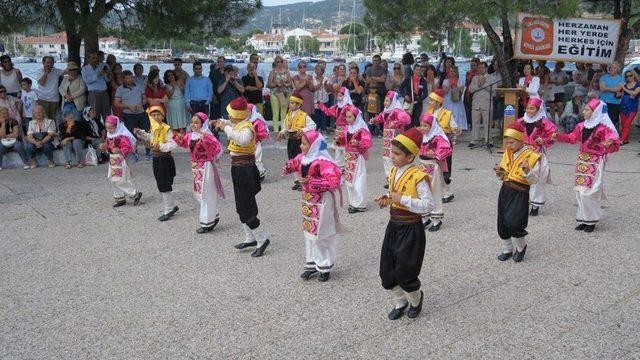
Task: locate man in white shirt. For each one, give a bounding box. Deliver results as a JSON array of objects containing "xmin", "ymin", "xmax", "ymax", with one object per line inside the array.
[{"xmin": 36, "ymin": 56, "xmax": 64, "ymax": 120}]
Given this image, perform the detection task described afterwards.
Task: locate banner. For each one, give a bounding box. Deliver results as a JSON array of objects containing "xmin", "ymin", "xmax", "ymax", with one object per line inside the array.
[{"xmin": 514, "ymin": 13, "xmax": 621, "ymax": 64}]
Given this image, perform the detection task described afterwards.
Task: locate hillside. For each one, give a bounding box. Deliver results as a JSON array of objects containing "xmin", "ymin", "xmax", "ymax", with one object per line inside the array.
[{"xmin": 239, "ymin": 0, "xmax": 365, "ymax": 32}]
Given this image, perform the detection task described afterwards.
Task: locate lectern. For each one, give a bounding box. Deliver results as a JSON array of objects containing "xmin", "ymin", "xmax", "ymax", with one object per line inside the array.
[{"xmin": 495, "ymin": 88, "xmax": 527, "ymax": 131}]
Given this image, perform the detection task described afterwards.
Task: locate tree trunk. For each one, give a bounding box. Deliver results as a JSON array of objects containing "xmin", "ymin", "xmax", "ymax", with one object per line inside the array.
[
  {"xmin": 66, "ymin": 29, "xmax": 82, "ymax": 65},
  {"xmin": 482, "ymin": 21, "xmax": 513, "ymax": 88},
  {"xmin": 82, "ymin": 22, "xmax": 100, "ymax": 64}
]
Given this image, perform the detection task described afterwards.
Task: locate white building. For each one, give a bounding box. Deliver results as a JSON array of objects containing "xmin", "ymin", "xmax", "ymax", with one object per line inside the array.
[
  {"xmin": 19, "ymin": 32, "xmax": 67, "ymax": 60},
  {"xmin": 246, "ymin": 33, "xmax": 285, "ymax": 54}
]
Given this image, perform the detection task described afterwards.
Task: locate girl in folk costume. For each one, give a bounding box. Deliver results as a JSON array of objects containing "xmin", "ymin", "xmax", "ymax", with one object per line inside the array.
[
  {"xmin": 248, "ymin": 103, "xmax": 271, "ymax": 181},
  {"xmin": 212, "ymin": 97, "xmax": 270, "ymax": 257},
  {"xmin": 417, "ymin": 113, "xmax": 452, "ymax": 232},
  {"xmin": 516, "ymin": 97, "xmax": 557, "ymax": 216},
  {"xmin": 370, "ymin": 90, "xmax": 412, "ymax": 188},
  {"xmin": 555, "ymin": 99, "xmax": 621, "ymax": 233},
  {"xmin": 375, "ymin": 128, "xmax": 435, "ymax": 320},
  {"xmin": 100, "ymin": 115, "xmax": 143, "ymax": 207},
  {"xmin": 338, "ymin": 105, "xmax": 372, "ymax": 213},
  {"xmin": 134, "ymin": 106, "xmax": 179, "ymax": 222},
  {"xmin": 426, "ymin": 89, "xmax": 460, "ymax": 203},
  {"xmin": 493, "ymin": 122, "xmax": 542, "ymax": 263},
  {"xmin": 281, "ymin": 130, "xmax": 342, "ymax": 282},
  {"xmin": 278, "ymin": 92, "xmax": 316, "ymax": 190},
  {"xmin": 175, "ymin": 112, "xmax": 225, "ymax": 234},
  {"xmin": 318, "ymin": 86, "xmax": 353, "ymax": 167}
]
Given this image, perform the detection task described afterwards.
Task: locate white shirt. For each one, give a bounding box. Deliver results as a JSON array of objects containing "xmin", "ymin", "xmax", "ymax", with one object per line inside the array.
[
  {"xmin": 21, "ymin": 90, "xmax": 38, "ymax": 118},
  {"xmin": 392, "ymin": 163, "xmax": 435, "ymax": 214},
  {"xmin": 549, "ymin": 70, "xmax": 569, "ymax": 95},
  {"xmin": 518, "ymin": 76, "xmax": 540, "ymax": 97},
  {"xmin": 221, "ymin": 120, "xmax": 254, "ymax": 156},
  {"xmin": 136, "ymin": 129, "xmax": 178, "ymax": 153},
  {"xmin": 279, "ymin": 109, "xmax": 316, "ymax": 135},
  {"xmin": 36, "ymin": 68, "xmax": 64, "ymax": 101}
]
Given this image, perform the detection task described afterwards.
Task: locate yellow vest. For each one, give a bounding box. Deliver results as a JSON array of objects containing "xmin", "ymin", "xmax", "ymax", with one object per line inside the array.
[
  {"xmin": 499, "ymin": 147, "xmax": 540, "ymax": 185},
  {"xmin": 285, "ymin": 110, "xmax": 308, "ymax": 132},
  {"xmin": 227, "ymin": 120, "xmax": 256, "ymax": 155},
  {"xmin": 388, "ymin": 165, "xmax": 430, "ymax": 211},
  {"xmin": 435, "ymin": 108, "xmax": 454, "ymax": 134}
]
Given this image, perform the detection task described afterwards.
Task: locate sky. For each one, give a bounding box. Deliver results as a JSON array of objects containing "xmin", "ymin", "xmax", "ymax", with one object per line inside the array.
[{"xmin": 262, "ymin": 0, "xmax": 321, "ymax": 6}]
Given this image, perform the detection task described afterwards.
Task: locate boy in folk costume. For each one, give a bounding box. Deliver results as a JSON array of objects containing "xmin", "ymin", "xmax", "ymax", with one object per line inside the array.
[
  {"xmin": 278, "ymin": 92, "xmax": 316, "ymax": 190},
  {"xmin": 417, "ymin": 113, "xmax": 452, "ymax": 232},
  {"xmin": 100, "ymin": 115, "xmax": 143, "ymax": 207},
  {"xmin": 338, "ymin": 105, "xmax": 372, "ymax": 213},
  {"xmin": 134, "ymin": 106, "xmax": 179, "ymax": 221},
  {"xmin": 375, "ymin": 128, "xmax": 435, "ymax": 320},
  {"xmin": 370, "ymin": 90, "xmax": 412, "ymax": 188},
  {"xmin": 175, "ymin": 112, "xmax": 225, "ymax": 234},
  {"xmin": 212, "ymin": 97, "xmax": 270, "ymax": 257},
  {"xmin": 248, "ymin": 103, "xmax": 270, "ymax": 182},
  {"xmin": 493, "ymin": 122, "xmax": 542, "ymax": 263},
  {"xmin": 555, "ymin": 99, "xmax": 620, "ymax": 233},
  {"xmin": 318, "ymin": 87, "xmax": 353, "ymax": 167},
  {"xmin": 516, "ymin": 97, "xmax": 557, "ymax": 216},
  {"xmin": 426, "ymin": 89, "xmax": 460, "ymax": 203},
  {"xmin": 282, "ymin": 130, "xmax": 342, "ymax": 282}
]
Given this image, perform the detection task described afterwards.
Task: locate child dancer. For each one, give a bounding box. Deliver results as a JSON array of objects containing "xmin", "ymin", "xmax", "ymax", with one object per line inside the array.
[
  {"xmin": 555, "ymin": 99, "xmax": 620, "ymax": 232},
  {"xmin": 375, "ymin": 127, "xmax": 434, "ymax": 320},
  {"xmin": 338, "ymin": 105, "xmax": 371, "ymax": 213},
  {"xmin": 248, "ymin": 103, "xmax": 270, "ymax": 181},
  {"xmin": 493, "ymin": 122, "xmax": 542, "ymax": 262},
  {"xmin": 100, "ymin": 115, "xmax": 142, "ymax": 207},
  {"xmin": 371, "ymin": 91, "xmax": 411, "ymax": 188},
  {"xmin": 426, "ymin": 89, "xmax": 460, "ymax": 203},
  {"xmin": 318, "ymin": 87, "xmax": 353, "ymax": 167},
  {"xmin": 417, "ymin": 113, "xmax": 452, "ymax": 232},
  {"xmin": 516, "ymin": 97, "xmax": 557, "ymax": 216},
  {"xmin": 282, "ymin": 130, "xmax": 342, "ymax": 282},
  {"xmin": 212, "ymin": 97, "xmax": 270, "ymax": 257},
  {"xmin": 278, "ymin": 92, "xmax": 316, "ymax": 190},
  {"xmin": 134, "ymin": 106, "xmax": 179, "ymax": 221},
  {"xmin": 175, "ymin": 112, "xmax": 225, "ymax": 234}
]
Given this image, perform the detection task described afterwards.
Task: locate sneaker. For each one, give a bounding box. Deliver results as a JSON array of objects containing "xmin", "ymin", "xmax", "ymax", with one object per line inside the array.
[
  {"xmin": 0, "ymin": 167, "xmax": 3, "ymax": 171},
  {"xmin": 48, "ymin": 162, "xmax": 56, "ymax": 168},
  {"xmin": 23, "ymin": 165, "xmax": 30, "ymax": 170}
]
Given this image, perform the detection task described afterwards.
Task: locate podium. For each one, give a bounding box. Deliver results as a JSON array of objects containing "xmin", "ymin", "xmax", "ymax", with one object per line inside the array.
[{"xmin": 495, "ymin": 88, "xmax": 527, "ymax": 132}]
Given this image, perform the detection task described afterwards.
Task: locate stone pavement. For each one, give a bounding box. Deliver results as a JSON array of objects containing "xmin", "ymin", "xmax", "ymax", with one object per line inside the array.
[{"xmin": 1, "ymin": 134, "xmax": 639, "ymax": 359}]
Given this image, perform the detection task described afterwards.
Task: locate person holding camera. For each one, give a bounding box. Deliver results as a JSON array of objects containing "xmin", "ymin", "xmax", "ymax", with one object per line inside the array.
[{"xmin": 217, "ymin": 65, "xmax": 245, "ymax": 118}]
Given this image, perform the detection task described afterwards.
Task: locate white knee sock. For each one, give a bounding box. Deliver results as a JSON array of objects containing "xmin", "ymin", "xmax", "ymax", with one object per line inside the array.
[
  {"xmin": 250, "ymin": 225, "xmax": 268, "ymax": 247},
  {"xmin": 162, "ymin": 192, "xmax": 175, "ymax": 214},
  {"xmin": 512, "ymin": 236, "xmax": 527, "ymax": 252},
  {"xmin": 391, "ymin": 286, "xmax": 408, "ymax": 309},
  {"xmin": 406, "ymin": 289, "xmax": 422, "ymax": 307},
  {"xmin": 242, "ymin": 224, "xmax": 256, "ymax": 243},
  {"xmin": 501, "ymin": 238, "xmax": 514, "ymax": 254}
]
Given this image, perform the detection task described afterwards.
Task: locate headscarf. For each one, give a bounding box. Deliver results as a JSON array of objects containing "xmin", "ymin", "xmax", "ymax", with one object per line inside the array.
[
  {"xmin": 82, "ymin": 106, "xmax": 100, "ymax": 137},
  {"xmin": 522, "ymin": 96, "xmax": 548, "ymax": 124},
  {"xmin": 383, "ymin": 91, "xmax": 403, "ymax": 114},
  {"xmin": 345, "ymin": 105, "xmax": 368, "ymax": 134},
  {"xmin": 584, "ymin": 99, "xmax": 618, "ymax": 134},
  {"xmin": 105, "ymin": 115, "xmax": 137, "ymax": 149},
  {"xmin": 337, "ymin": 87, "xmax": 353, "ymax": 108},
  {"xmin": 420, "ymin": 113, "xmax": 450, "ymax": 144},
  {"xmin": 301, "ymin": 130, "xmax": 335, "ymax": 165},
  {"xmin": 248, "ymin": 103, "xmax": 271, "ymax": 139},
  {"xmin": 189, "ymin": 112, "xmax": 213, "ymax": 141}
]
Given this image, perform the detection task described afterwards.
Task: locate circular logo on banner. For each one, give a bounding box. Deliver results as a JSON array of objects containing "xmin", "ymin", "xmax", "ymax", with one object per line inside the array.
[
  {"xmin": 531, "ymin": 28, "xmax": 546, "ymax": 43},
  {"xmin": 504, "ymin": 105, "xmax": 516, "ymax": 117}
]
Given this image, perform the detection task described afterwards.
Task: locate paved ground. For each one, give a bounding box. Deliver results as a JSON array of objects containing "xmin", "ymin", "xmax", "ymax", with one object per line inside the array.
[{"xmin": 1, "ymin": 131, "xmax": 640, "ymax": 359}]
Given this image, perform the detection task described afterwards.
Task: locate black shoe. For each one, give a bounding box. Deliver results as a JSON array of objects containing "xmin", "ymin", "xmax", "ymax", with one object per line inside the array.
[
  {"xmin": 383, "ymin": 183, "xmax": 389, "ymax": 189},
  {"xmin": 158, "ymin": 206, "xmax": 179, "ymax": 221},
  {"xmin": 428, "ymin": 221, "xmax": 442, "ymax": 232},
  {"xmin": 407, "ymin": 291, "xmax": 424, "ymax": 319},
  {"xmin": 318, "ymin": 272, "xmax": 330, "ymax": 282},
  {"xmin": 292, "ymin": 182, "xmax": 301, "ymax": 191},
  {"xmin": 583, "ymin": 224, "xmax": 596, "ymax": 233},
  {"xmin": 348, "ymin": 206, "xmax": 366, "ymax": 214},
  {"xmin": 498, "ymin": 252, "xmax": 513, "ymax": 261},
  {"xmin": 251, "ymin": 239, "xmax": 270, "ymax": 257},
  {"xmin": 196, "ymin": 220, "xmax": 217, "ymax": 234},
  {"xmin": 575, "ymin": 223, "xmax": 587, "ymax": 231},
  {"xmin": 423, "ymin": 219, "xmax": 432, "ymax": 229},
  {"xmin": 513, "ymin": 245, "xmax": 527, "ymax": 263},
  {"xmin": 133, "ymin": 192, "xmax": 143, "ymax": 205},
  {"xmin": 388, "ymin": 302, "xmax": 408, "ymax": 320},
  {"xmin": 234, "ymin": 241, "xmax": 257, "ymax": 250},
  {"xmin": 468, "ymin": 142, "xmax": 476, "ymax": 148},
  {"xmin": 529, "ymin": 206, "xmax": 539, "ymax": 216},
  {"xmin": 259, "ymin": 175, "xmax": 266, "ymax": 183},
  {"xmin": 442, "ymin": 195, "xmax": 455, "ymax": 203},
  {"xmin": 113, "ymin": 199, "xmax": 126, "ymax": 207},
  {"xmin": 300, "ymin": 270, "xmax": 317, "ymax": 280}
]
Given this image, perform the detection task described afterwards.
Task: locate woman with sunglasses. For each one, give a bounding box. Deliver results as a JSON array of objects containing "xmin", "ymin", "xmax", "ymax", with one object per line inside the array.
[
  {"xmin": 267, "ymin": 55, "xmax": 293, "ymax": 132},
  {"xmin": 619, "ymin": 70, "xmax": 640, "ymax": 144},
  {"xmin": 387, "ymin": 64, "xmax": 404, "ymax": 93}
]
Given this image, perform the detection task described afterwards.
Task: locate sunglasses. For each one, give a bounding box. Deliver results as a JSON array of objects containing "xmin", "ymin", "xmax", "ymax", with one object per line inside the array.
[
  {"xmin": 276, "ymin": 60, "xmax": 283, "ymax": 63},
  {"xmin": 299, "ymin": 65, "xmax": 307, "ymax": 68},
  {"xmin": 626, "ymin": 74, "xmax": 634, "ymax": 78}
]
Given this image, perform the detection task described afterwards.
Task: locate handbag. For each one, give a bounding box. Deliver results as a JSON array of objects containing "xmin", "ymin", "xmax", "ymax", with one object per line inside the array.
[
  {"xmin": 85, "ymin": 145, "xmax": 98, "ymax": 166},
  {"xmin": 1, "ymin": 138, "xmax": 16, "ymax": 148},
  {"xmin": 403, "ymin": 77, "xmax": 415, "ymax": 113}
]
